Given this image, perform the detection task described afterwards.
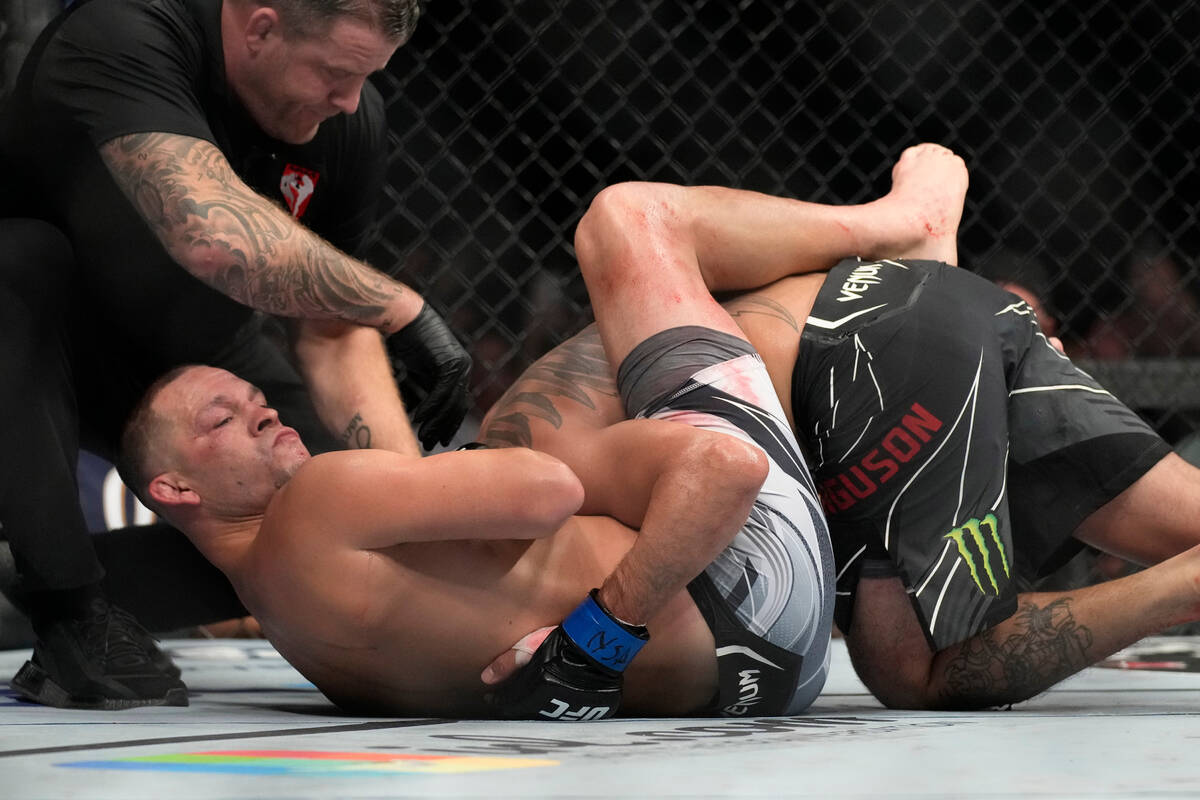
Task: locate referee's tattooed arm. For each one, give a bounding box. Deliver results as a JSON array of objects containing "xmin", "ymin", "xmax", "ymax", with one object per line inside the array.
[{"xmin": 99, "ymin": 132, "xmax": 416, "ymax": 333}]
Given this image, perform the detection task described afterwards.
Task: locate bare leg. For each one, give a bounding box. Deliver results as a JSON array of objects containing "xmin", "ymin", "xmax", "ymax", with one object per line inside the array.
[
  {"xmin": 848, "ymin": 545, "xmax": 1200, "ymax": 709},
  {"xmin": 576, "ymin": 143, "xmax": 968, "ymax": 366},
  {"xmin": 695, "ymin": 142, "xmax": 966, "ymax": 285},
  {"xmin": 570, "ymin": 178, "xmax": 773, "ymax": 626}
]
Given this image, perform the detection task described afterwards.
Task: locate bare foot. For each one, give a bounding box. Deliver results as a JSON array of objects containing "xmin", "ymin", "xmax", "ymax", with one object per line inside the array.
[{"xmin": 863, "ymin": 143, "xmax": 968, "ymax": 264}]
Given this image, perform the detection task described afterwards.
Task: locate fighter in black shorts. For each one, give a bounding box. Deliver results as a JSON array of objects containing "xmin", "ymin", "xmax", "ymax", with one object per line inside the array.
[
  {"xmin": 721, "ymin": 147, "xmax": 1200, "ymax": 710},
  {"xmin": 795, "ymin": 256, "xmax": 1170, "ymax": 651}
]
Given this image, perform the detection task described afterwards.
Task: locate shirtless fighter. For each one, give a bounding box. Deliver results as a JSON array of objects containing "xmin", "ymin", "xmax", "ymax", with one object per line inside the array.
[
  {"xmin": 487, "ymin": 144, "xmax": 1200, "ymax": 710},
  {"xmin": 114, "ymin": 369, "xmax": 727, "ymax": 717},
  {"xmin": 109, "ymin": 142, "xmax": 920, "ymax": 716}
]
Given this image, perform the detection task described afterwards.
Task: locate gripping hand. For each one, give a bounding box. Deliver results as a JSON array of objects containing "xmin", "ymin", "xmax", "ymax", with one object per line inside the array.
[
  {"xmin": 487, "ymin": 590, "xmax": 649, "ymax": 721},
  {"xmin": 384, "ymin": 303, "xmax": 472, "ymax": 449}
]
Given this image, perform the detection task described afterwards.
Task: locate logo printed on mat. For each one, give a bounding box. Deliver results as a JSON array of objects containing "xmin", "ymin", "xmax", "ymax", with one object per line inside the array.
[{"xmin": 58, "ymin": 750, "xmax": 558, "ymax": 776}]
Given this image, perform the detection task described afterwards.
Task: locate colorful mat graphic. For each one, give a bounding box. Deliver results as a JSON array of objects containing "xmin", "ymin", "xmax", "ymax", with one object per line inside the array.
[{"xmin": 60, "ymin": 750, "xmax": 557, "ymax": 776}]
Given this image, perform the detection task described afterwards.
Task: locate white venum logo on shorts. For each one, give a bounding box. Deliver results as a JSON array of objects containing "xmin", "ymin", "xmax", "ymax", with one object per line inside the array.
[{"xmin": 836, "ymin": 261, "xmax": 886, "ymax": 302}]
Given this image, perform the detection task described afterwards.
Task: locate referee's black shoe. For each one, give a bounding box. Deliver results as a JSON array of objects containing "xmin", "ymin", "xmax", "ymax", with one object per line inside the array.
[{"xmin": 11, "ymin": 598, "xmax": 188, "ymax": 709}]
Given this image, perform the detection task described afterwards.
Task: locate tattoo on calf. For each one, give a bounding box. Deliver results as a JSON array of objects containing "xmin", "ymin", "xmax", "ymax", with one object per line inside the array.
[
  {"xmin": 939, "ymin": 598, "xmax": 1094, "ymax": 708},
  {"xmin": 480, "ymin": 328, "xmax": 617, "ymax": 448},
  {"xmin": 101, "ymin": 133, "xmax": 397, "ymax": 323}
]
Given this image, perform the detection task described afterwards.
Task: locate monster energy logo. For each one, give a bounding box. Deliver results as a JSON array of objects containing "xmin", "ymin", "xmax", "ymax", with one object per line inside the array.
[{"xmin": 943, "ymin": 513, "xmax": 1009, "ymax": 595}]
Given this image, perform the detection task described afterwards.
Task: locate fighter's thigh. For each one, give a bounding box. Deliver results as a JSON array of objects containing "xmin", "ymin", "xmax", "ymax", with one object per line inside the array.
[
  {"xmin": 1074, "ymin": 452, "xmax": 1200, "ymax": 565},
  {"xmin": 844, "ymin": 576, "xmax": 936, "ymax": 707}
]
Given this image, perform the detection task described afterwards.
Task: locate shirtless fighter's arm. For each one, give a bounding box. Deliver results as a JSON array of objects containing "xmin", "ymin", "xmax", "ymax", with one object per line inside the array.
[
  {"xmin": 278, "ymin": 445, "xmax": 586, "ymax": 547},
  {"xmin": 289, "ymin": 320, "xmax": 419, "ymax": 454}
]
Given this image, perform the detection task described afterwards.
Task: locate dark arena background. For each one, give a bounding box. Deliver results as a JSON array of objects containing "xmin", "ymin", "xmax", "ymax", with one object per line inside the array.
[
  {"xmin": 1, "ymin": 0, "xmax": 1198, "ymax": 520},
  {"xmin": 367, "ymin": 0, "xmax": 1200, "ymax": 445}
]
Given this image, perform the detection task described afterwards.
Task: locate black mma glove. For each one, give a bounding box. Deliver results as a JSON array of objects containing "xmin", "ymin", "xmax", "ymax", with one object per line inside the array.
[
  {"xmin": 384, "ymin": 302, "xmax": 472, "ymax": 450},
  {"xmin": 487, "ymin": 589, "xmax": 649, "ymax": 721}
]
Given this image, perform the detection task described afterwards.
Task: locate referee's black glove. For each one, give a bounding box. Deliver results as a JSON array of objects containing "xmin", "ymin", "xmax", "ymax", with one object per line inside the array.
[{"xmin": 385, "ymin": 303, "xmax": 472, "ymax": 449}]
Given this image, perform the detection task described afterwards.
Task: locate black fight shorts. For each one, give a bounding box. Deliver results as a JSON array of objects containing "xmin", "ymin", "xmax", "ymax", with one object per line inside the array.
[{"xmin": 794, "ymin": 258, "xmax": 1169, "ymax": 650}]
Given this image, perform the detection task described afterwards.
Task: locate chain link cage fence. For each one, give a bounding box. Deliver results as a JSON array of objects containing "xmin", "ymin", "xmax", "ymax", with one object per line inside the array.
[{"xmin": 368, "ymin": 0, "xmax": 1200, "ymax": 444}]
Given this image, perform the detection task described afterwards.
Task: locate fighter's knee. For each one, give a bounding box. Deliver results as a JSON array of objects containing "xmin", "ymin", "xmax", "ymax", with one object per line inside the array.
[
  {"xmin": 681, "ymin": 431, "xmax": 769, "ymax": 505},
  {"xmin": 575, "ymin": 181, "xmax": 677, "ymax": 278}
]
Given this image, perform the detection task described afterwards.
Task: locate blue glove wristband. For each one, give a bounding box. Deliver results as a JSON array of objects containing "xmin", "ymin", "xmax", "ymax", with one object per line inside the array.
[{"xmin": 561, "ymin": 590, "xmax": 649, "ymax": 673}]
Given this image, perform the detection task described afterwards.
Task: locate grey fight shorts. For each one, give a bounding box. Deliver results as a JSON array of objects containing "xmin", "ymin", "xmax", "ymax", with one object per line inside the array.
[{"xmin": 618, "ymin": 326, "xmax": 835, "ymax": 716}]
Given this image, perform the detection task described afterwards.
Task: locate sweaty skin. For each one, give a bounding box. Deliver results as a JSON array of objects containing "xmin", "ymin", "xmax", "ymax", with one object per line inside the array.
[{"xmin": 156, "ymin": 147, "xmax": 968, "ymax": 716}]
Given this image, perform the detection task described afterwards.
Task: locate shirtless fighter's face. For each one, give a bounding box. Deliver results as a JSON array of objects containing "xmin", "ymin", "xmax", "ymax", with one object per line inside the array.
[{"xmin": 150, "ymin": 366, "xmax": 310, "ymax": 516}]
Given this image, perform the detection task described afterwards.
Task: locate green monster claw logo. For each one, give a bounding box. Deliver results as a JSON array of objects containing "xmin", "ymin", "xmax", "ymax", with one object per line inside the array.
[{"xmin": 943, "ymin": 513, "xmax": 1010, "ymax": 595}]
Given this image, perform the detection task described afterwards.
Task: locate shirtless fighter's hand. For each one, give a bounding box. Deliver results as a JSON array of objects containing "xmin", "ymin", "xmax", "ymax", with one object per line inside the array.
[{"xmin": 481, "ymin": 590, "xmax": 648, "ymax": 721}]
